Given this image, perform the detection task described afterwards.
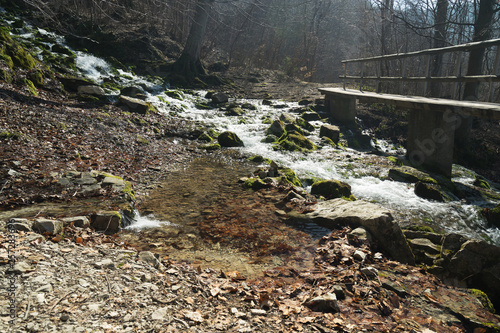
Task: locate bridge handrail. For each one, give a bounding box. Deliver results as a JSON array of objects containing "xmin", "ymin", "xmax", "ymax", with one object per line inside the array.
[{"xmin": 341, "ymin": 38, "xmax": 500, "ymax": 102}]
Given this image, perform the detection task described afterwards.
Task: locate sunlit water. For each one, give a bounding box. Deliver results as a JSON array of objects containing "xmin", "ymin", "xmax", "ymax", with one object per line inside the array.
[{"xmin": 9, "ymin": 22, "xmax": 499, "ymax": 246}]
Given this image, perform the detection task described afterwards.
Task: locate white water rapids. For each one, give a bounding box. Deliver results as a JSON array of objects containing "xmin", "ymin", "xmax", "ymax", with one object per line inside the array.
[{"xmin": 47, "ymin": 40, "xmax": 500, "ymax": 245}]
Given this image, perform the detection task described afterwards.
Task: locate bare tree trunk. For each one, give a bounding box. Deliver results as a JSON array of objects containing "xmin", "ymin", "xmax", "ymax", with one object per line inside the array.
[
  {"xmin": 463, "ymin": 0, "xmax": 495, "ymax": 100},
  {"xmin": 429, "ymin": 0, "xmax": 448, "ymax": 97},
  {"xmin": 173, "ymin": 0, "xmax": 214, "ymax": 79},
  {"xmin": 456, "ymin": 0, "xmax": 496, "ymax": 157}
]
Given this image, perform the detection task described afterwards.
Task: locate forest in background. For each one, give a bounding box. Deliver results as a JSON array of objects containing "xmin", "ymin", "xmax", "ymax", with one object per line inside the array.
[{"xmin": 9, "ymin": 0, "xmax": 500, "ymax": 99}]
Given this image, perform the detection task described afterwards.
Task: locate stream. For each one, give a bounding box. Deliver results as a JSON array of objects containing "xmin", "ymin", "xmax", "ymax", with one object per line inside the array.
[{"xmin": 8, "ymin": 22, "xmax": 500, "ymax": 250}]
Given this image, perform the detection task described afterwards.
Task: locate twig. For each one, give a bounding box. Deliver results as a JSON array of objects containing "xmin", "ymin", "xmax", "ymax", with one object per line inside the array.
[
  {"xmin": 173, "ymin": 316, "xmax": 190, "ymax": 329},
  {"xmin": 24, "ymin": 295, "xmax": 31, "ymax": 320},
  {"xmin": 49, "ymin": 289, "xmax": 74, "ymax": 313},
  {"xmin": 105, "ymin": 274, "xmax": 112, "ymax": 294}
]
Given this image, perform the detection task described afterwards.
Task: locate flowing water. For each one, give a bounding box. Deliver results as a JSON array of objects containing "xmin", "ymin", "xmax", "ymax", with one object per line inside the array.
[{"xmin": 7, "ymin": 22, "xmax": 500, "ymax": 249}]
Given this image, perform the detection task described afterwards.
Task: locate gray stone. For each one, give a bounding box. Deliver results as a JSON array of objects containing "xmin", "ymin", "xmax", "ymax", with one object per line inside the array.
[
  {"xmin": 94, "ymin": 259, "xmax": 115, "ymax": 270},
  {"xmin": 78, "ymin": 85, "xmax": 105, "ymax": 96},
  {"xmin": 102, "ymin": 176, "xmax": 125, "ymax": 187},
  {"xmin": 10, "ymin": 261, "xmax": 34, "ymax": 274},
  {"xmin": 305, "ymin": 293, "xmax": 340, "ymax": 313},
  {"xmin": 8, "ymin": 218, "xmax": 32, "ymax": 232},
  {"xmin": 306, "ymin": 199, "xmax": 415, "ymax": 264},
  {"xmin": 408, "ymin": 238, "xmax": 441, "ymax": 255},
  {"xmin": 414, "ymin": 181, "xmax": 448, "ymax": 202},
  {"xmin": 310, "ymin": 180, "xmax": 352, "ymax": 200},
  {"xmin": 211, "ymin": 92, "xmax": 229, "ymax": 104},
  {"xmin": 121, "ymin": 86, "xmax": 145, "ymax": 98},
  {"xmin": 403, "ymin": 230, "xmax": 443, "ymax": 245},
  {"xmin": 138, "ymin": 251, "xmax": 160, "ymax": 268},
  {"xmin": 266, "ymin": 119, "xmax": 285, "ymax": 137},
  {"xmin": 353, "ymin": 250, "xmax": 367, "ymax": 261},
  {"xmin": 348, "ymin": 227, "xmax": 372, "ymax": 243},
  {"xmin": 33, "ymin": 218, "xmax": 63, "ymax": 235},
  {"xmin": 91, "ymin": 212, "xmax": 121, "ymax": 233},
  {"xmin": 360, "ymin": 266, "xmax": 379, "ymax": 278},
  {"xmin": 319, "ymin": 124, "xmax": 340, "ymax": 143},
  {"xmin": 118, "ymin": 95, "xmax": 150, "ymax": 114},
  {"xmin": 61, "ymin": 216, "xmax": 90, "ymax": 228}
]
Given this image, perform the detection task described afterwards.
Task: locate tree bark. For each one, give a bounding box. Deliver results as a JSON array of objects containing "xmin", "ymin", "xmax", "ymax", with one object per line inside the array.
[
  {"xmin": 429, "ymin": 0, "xmax": 448, "ymax": 97},
  {"xmin": 173, "ymin": 0, "xmax": 214, "ymax": 79},
  {"xmin": 462, "ymin": 0, "xmax": 495, "ymax": 100},
  {"xmin": 456, "ymin": 0, "xmax": 495, "ymax": 156}
]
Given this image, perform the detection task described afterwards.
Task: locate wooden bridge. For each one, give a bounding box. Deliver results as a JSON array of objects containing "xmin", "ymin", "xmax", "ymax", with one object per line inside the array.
[{"xmin": 320, "ymin": 38, "xmax": 500, "ymax": 177}]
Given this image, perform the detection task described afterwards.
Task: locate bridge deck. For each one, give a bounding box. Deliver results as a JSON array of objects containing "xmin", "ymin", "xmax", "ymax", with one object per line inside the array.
[{"xmin": 319, "ymin": 88, "xmax": 500, "ymax": 121}]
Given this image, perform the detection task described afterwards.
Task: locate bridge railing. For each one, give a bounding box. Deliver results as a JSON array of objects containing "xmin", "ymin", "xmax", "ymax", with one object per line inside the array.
[{"xmin": 341, "ymin": 38, "xmax": 500, "ymax": 102}]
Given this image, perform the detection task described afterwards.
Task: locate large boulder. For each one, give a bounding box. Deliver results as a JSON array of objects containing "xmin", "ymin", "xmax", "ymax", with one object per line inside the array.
[
  {"xmin": 310, "ymin": 180, "xmax": 354, "ymax": 200},
  {"xmin": 91, "ymin": 211, "xmax": 121, "ymax": 233},
  {"xmin": 266, "ymin": 120, "xmax": 285, "ymax": 137},
  {"xmin": 447, "ymin": 239, "xmax": 500, "ymax": 309},
  {"xmin": 211, "ymin": 92, "xmax": 229, "ymax": 104},
  {"xmin": 482, "ymin": 203, "xmax": 500, "ymax": 228},
  {"xmin": 319, "ymin": 124, "xmax": 340, "ymax": 143},
  {"xmin": 305, "ymin": 199, "xmax": 415, "ymax": 264},
  {"xmin": 117, "ymin": 95, "xmax": 150, "ymax": 114},
  {"xmin": 414, "ymin": 181, "xmax": 448, "ymax": 202},
  {"xmin": 217, "ymin": 131, "xmax": 244, "ymax": 147}
]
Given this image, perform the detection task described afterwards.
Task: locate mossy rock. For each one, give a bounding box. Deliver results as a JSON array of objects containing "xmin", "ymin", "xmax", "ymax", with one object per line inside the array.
[
  {"xmin": 481, "ymin": 203, "xmax": 500, "ymax": 229},
  {"xmin": 414, "ymin": 181, "xmax": 449, "ymax": 202},
  {"xmin": 51, "ymin": 44, "xmax": 75, "ymax": 57},
  {"xmin": 0, "ymin": 68, "xmax": 13, "ymax": 83},
  {"xmin": 217, "ymin": 131, "xmax": 244, "ymax": 147},
  {"xmin": 296, "ymin": 117, "xmax": 315, "ymax": 132},
  {"xmin": 248, "ymin": 155, "xmax": 272, "ymax": 164},
  {"xmin": 23, "ymin": 79, "xmax": 38, "ymax": 96},
  {"xmin": 279, "ymin": 113, "xmax": 296, "ymax": 123},
  {"xmin": 311, "ymin": 180, "xmax": 354, "ymax": 200},
  {"xmin": 387, "ymin": 156, "xmax": 403, "ymax": 166},
  {"xmin": 165, "ymin": 90, "xmax": 184, "ymax": 100},
  {"xmin": 277, "ymin": 132, "xmax": 317, "ymax": 152},
  {"xmin": 226, "ymin": 106, "xmax": 245, "ymax": 116},
  {"xmin": 198, "ymin": 132, "xmax": 214, "ymax": 142},
  {"xmin": 241, "ymin": 102, "xmax": 257, "ymax": 110},
  {"xmin": 29, "ymin": 69, "xmax": 44, "ymax": 87},
  {"xmin": 474, "ymin": 175, "xmax": 491, "ymax": 189},
  {"xmin": 469, "ymin": 289, "xmax": 496, "ymax": 314},
  {"xmin": 388, "ymin": 166, "xmax": 437, "ymax": 184},
  {"xmin": 266, "ymin": 119, "xmax": 285, "ymax": 137},
  {"xmin": 10, "ymin": 44, "xmax": 37, "ymax": 70},
  {"xmin": 279, "ymin": 167, "xmax": 301, "ymax": 187},
  {"xmin": 201, "ymin": 143, "xmax": 221, "ymax": 151},
  {"xmin": 285, "ymin": 123, "xmax": 304, "ymax": 135},
  {"xmin": 244, "ymin": 177, "xmax": 267, "ymax": 190}
]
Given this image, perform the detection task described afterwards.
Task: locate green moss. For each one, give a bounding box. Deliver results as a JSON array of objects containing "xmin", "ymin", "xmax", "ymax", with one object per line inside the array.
[
  {"xmin": 469, "ymin": 289, "xmax": 495, "ymax": 314},
  {"xmin": 198, "ymin": 132, "xmax": 214, "ymax": 142},
  {"xmin": 29, "ymin": 70, "xmax": 44, "ymax": 87},
  {"xmin": 277, "ymin": 132, "xmax": 317, "ymax": 152},
  {"xmin": 387, "ymin": 156, "xmax": 402, "ymax": 166},
  {"xmin": 0, "ymin": 131, "xmax": 22, "ymax": 139},
  {"xmin": 409, "ymin": 225, "xmax": 435, "ymax": 233},
  {"xmin": 279, "ymin": 168, "xmax": 301, "ymax": 187},
  {"xmin": 135, "ymin": 135, "xmax": 149, "ymax": 145},
  {"xmin": 201, "ymin": 143, "xmax": 221, "ymax": 151},
  {"xmin": 244, "ymin": 177, "xmax": 267, "ymax": 190},
  {"xmin": 474, "ymin": 176, "xmax": 491, "ymax": 189},
  {"xmin": 0, "ymin": 68, "xmax": 12, "ymax": 83},
  {"xmin": 311, "ymin": 180, "xmax": 353, "ymax": 200},
  {"xmin": 23, "ymin": 79, "xmax": 38, "ymax": 96},
  {"xmin": 10, "ymin": 44, "xmax": 36, "ymax": 70},
  {"xmin": 101, "ymin": 81, "xmax": 121, "ymax": 91},
  {"xmin": 165, "ymin": 90, "xmax": 184, "ymax": 100},
  {"xmin": 247, "ymin": 155, "xmax": 272, "ymax": 164}
]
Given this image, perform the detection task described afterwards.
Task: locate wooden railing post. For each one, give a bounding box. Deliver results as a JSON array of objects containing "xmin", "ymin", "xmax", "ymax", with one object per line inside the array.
[
  {"xmin": 489, "ymin": 46, "xmax": 500, "ymax": 102},
  {"xmin": 453, "ymin": 51, "xmax": 463, "ymax": 100}
]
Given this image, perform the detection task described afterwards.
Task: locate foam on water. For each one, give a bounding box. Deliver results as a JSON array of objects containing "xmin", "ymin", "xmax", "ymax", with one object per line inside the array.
[{"xmin": 124, "ymin": 214, "xmax": 176, "ymax": 231}]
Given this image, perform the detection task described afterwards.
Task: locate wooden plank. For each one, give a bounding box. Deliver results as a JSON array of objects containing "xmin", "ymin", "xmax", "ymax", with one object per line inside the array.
[
  {"xmin": 319, "ymin": 88, "xmax": 500, "ymax": 120},
  {"xmin": 341, "ymin": 38, "xmax": 500, "ymax": 64},
  {"xmin": 340, "ymin": 75, "xmax": 500, "ymax": 83}
]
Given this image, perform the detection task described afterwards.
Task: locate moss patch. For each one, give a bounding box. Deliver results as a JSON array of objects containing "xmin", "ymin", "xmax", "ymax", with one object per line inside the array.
[{"xmin": 469, "ymin": 289, "xmax": 495, "ymax": 314}]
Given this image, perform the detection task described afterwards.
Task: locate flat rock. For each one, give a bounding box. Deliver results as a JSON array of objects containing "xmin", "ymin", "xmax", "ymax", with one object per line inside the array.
[
  {"xmin": 306, "ymin": 199, "xmax": 414, "ymax": 264},
  {"xmin": 33, "ymin": 218, "xmax": 63, "ymax": 235}
]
